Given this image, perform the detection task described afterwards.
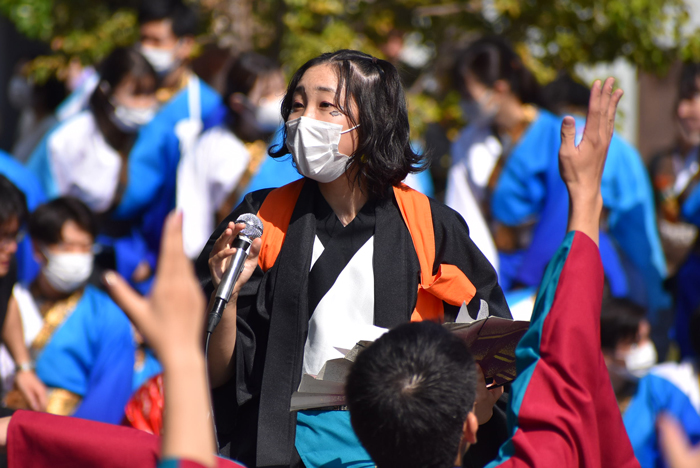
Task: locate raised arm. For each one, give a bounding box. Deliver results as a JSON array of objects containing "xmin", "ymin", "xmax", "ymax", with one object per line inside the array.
[
  {"xmin": 558, "ymin": 77, "xmax": 623, "ymax": 243},
  {"xmin": 487, "ymin": 79, "xmax": 639, "ymax": 468},
  {"xmin": 105, "ymin": 212, "xmax": 216, "ymax": 466}
]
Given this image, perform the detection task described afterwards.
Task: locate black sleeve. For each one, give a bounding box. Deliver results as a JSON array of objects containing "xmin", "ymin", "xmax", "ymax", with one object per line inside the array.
[
  {"xmin": 429, "ymin": 199, "xmax": 511, "ymax": 319},
  {"xmin": 194, "ymin": 189, "xmax": 275, "ymax": 460}
]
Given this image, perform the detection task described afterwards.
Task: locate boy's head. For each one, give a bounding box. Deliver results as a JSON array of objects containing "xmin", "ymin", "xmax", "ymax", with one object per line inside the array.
[
  {"xmin": 138, "ymin": 0, "xmax": 198, "ymax": 76},
  {"xmin": 0, "ymin": 175, "xmax": 27, "ymax": 277},
  {"xmin": 28, "ymin": 197, "xmax": 97, "ymax": 293},
  {"xmin": 600, "ymin": 298, "xmax": 651, "ymax": 393},
  {"xmin": 346, "ymin": 321, "xmax": 479, "ymax": 468}
]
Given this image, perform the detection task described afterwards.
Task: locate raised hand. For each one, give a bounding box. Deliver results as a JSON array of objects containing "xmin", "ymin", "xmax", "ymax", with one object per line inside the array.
[
  {"xmin": 103, "ymin": 211, "xmax": 216, "ymax": 467},
  {"xmin": 559, "ymin": 77, "xmax": 623, "ymax": 245},
  {"xmin": 104, "ymin": 211, "xmax": 206, "ymax": 357}
]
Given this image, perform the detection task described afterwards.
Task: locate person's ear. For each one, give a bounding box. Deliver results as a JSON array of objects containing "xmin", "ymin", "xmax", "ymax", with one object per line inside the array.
[
  {"xmin": 175, "ymin": 36, "xmax": 195, "ymax": 60},
  {"xmin": 463, "ymin": 410, "xmax": 479, "ymax": 445}
]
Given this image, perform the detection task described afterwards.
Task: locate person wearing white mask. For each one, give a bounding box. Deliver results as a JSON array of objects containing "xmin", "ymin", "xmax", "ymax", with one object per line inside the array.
[
  {"xmin": 446, "ymin": 38, "xmax": 669, "ymax": 336},
  {"xmin": 194, "ymin": 49, "xmax": 511, "ymax": 468},
  {"xmin": 108, "ymin": 0, "xmax": 224, "ymax": 289},
  {"xmin": 1, "ymin": 197, "xmax": 135, "ymax": 425},
  {"xmin": 181, "ymin": 52, "xmax": 300, "ymax": 258},
  {"xmin": 27, "ymin": 47, "xmax": 158, "ymax": 213}
]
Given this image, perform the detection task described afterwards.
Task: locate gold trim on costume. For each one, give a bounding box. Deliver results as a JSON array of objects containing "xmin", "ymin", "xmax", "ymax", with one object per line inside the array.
[
  {"xmin": 45, "ymin": 387, "xmax": 82, "ymax": 416},
  {"xmin": 31, "ymin": 290, "xmax": 83, "ymax": 353}
]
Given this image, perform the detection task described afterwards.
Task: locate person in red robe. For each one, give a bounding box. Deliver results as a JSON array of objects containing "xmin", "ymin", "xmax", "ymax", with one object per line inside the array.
[
  {"xmin": 345, "ymin": 77, "xmax": 641, "ymax": 468},
  {"xmin": 0, "ymin": 77, "xmax": 639, "ymax": 468}
]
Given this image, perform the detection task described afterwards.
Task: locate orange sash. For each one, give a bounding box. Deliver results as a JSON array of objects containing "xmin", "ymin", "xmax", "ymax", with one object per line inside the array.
[{"xmin": 255, "ymin": 180, "xmax": 476, "ymax": 322}]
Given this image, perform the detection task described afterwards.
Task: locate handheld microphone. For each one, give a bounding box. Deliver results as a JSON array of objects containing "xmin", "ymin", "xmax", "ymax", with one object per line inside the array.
[{"xmin": 206, "ymin": 213, "xmax": 263, "ymax": 334}]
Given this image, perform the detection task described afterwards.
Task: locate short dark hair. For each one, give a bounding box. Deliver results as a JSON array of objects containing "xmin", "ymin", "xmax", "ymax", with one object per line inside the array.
[
  {"xmin": 455, "ymin": 37, "xmax": 544, "ymax": 107},
  {"xmin": 138, "ymin": 0, "xmax": 198, "ymax": 38},
  {"xmin": 679, "ymin": 62, "xmax": 700, "ymax": 102},
  {"xmin": 600, "ymin": 298, "xmax": 645, "ymax": 352},
  {"xmin": 269, "ymin": 49, "xmax": 425, "ymax": 199},
  {"xmin": 28, "ymin": 197, "xmax": 97, "ymax": 246},
  {"xmin": 542, "ymin": 72, "xmax": 590, "ymax": 115},
  {"xmin": 0, "ymin": 175, "xmax": 27, "ymax": 226},
  {"xmin": 346, "ymin": 321, "xmax": 477, "ymax": 468}
]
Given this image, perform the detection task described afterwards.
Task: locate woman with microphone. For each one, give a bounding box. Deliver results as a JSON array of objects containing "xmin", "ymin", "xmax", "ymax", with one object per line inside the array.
[{"xmin": 197, "ymin": 49, "xmax": 510, "ymax": 468}]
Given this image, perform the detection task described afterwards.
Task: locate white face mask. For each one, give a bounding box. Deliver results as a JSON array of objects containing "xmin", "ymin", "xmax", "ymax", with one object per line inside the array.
[
  {"xmin": 624, "ymin": 341, "xmax": 658, "ymax": 377},
  {"xmin": 254, "ymin": 97, "xmax": 283, "ymax": 132},
  {"xmin": 285, "ymin": 116, "xmax": 359, "ymax": 183},
  {"xmin": 42, "ymin": 249, "xmax": 94, "ymax": 293},
  {"xmin": 140, "ymin": 45, "xmax": 177, "ymax": 75},
  {"xmin": 110, "ymin": 104, "xmax": 157, "ymax": 133}
]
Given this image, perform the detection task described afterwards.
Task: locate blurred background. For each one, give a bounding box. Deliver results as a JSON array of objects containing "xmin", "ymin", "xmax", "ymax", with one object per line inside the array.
[{"xmin": 1, "ymin": 0, "xmax": 699, "ymax": 199}]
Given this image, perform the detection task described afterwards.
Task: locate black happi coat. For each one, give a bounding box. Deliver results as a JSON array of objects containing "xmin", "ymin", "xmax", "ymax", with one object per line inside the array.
[{"xmin": 195, "ymin": 180, "xmax": 510, "ymax": 468}]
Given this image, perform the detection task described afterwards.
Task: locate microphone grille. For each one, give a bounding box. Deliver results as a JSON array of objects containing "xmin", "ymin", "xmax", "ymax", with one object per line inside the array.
[{"xmin": 235, "ymin": 213, "xmax": 264, "ymax": 240}]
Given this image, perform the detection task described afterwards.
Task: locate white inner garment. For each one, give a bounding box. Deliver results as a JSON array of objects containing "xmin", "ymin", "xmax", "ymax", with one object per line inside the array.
[
  {"xmin": 48, "ymin": 111, "xmax": 122, "ymax": 213},
  {"xmin": 301, "ymin": 235, "xmax": 386, "ymax": 377}
]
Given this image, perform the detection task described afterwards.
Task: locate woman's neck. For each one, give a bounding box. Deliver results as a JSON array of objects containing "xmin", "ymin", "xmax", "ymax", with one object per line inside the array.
[{"xmin": 317, "ymin": 172, "xmax": 368, "ymax": 226}]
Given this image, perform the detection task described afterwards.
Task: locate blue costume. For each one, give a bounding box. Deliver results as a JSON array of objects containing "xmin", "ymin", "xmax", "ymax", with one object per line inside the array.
[
  {"xmin": 673, "ymin": 174, "xmax": 700, "ymax": 358},
  {"xmin": 489, "ymin": 111, "xmax": 668, "ymax": 318},
  {"xmin": 34, "ymin": 284, "xmax": 135, "ymax": 425},
  {"xmin": 0, "ymin": 151, "xmax": 46, "ymax": 283},
  {"xmin": 111, "ymin": 77, "xmax": 225, "ymax": 289},
  {"xmin": 623, "ymin": 360, "xmax": 700, "ymax": 468},
  {"xmin": 27, "ymin": 77, "xmax": 225, "ymax": 290}
]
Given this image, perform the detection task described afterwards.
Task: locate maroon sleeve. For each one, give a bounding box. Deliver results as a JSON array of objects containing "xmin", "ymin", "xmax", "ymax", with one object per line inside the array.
[
  {"xmin": 8, "ymin": 411, "xmax": 244, "ymax": 468},
  {"xmin": 490, "ymin": 232, "xmax": 639, "ymax": 468}
]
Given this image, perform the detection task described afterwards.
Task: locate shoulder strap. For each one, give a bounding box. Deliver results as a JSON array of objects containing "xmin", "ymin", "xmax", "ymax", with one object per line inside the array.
[
  {"xmin": 255, "ymin": 180, "xmax": 476, "ymax": 321},
  {"xmin": 256, "ymin": 179, "xmax": 306, "ymax": 272},
  {"xmin": 393, "ymin": 184, "xmax": 476, "ymax": 322}
]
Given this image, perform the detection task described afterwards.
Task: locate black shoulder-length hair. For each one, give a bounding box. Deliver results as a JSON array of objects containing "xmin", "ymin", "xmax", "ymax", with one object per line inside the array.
[{"xmin": 269, "ymin": 49, "xmax": 425, "ymax": 200}]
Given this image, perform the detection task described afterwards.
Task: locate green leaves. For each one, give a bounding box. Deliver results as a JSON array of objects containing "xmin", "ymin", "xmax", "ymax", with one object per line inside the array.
[{"xmin": 2, "ymin": 0, "xmax": 699, "ymax": 141}]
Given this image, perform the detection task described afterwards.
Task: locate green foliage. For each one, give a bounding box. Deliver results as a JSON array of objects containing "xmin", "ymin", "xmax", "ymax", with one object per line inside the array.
[
  {"xmin": 0, "ymin": 0, "xmax": 138, "ymax": 81},
  {"xmin": 2, "ymin": 0, "xmax": 699, "ymax": 139}
]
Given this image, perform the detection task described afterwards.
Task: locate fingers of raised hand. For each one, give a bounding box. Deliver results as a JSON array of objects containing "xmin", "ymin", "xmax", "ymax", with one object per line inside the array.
[
  {"xmin": 585, "ymin": 80, "xmax": 603, "ymax": 140},
  {"xmin": 599, "ymin": 77, "xmax": 615, "ymax": 120},
  {"xmin": 156, "ymin": 211, "xmax": 190, "ymax": 278},
  {"xmin": 606, "ymin": 88, "xmax": 624, "ymax": 138},
  {"xmin": 559, "ymin": 116, "xmax": 577, "ymax": 158}
]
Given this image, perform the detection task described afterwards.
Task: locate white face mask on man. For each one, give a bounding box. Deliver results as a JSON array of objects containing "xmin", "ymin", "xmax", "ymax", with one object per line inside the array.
[
  {"xmin": 140, "ymin": 45, "xmax": 178, "ymax": 75},
  {"xmin": 42, "ymin": 248, "xmax": 94, "ymax": 293},
  {"xmin": 285, "ymin": 116, "xmax": 360, "ymax": 183}
]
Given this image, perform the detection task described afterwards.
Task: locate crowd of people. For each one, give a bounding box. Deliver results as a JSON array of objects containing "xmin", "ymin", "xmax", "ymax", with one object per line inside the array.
[{"xmin": 0, "ymin": 0, "xmax": 699, "ymax": 467}]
